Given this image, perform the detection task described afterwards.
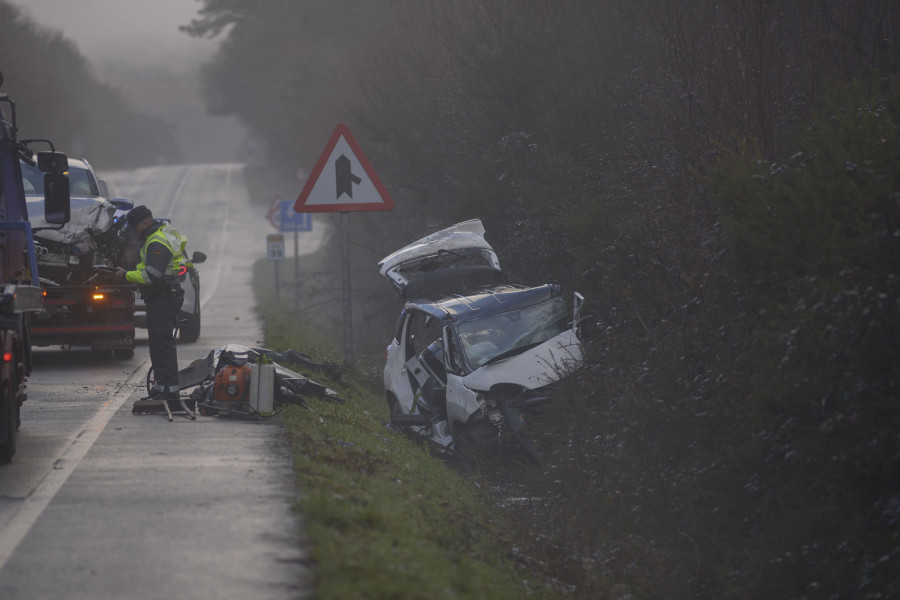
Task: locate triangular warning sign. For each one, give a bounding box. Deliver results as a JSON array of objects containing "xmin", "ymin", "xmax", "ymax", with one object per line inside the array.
[{"xmin": 294, "ymin": 123, "xmax": 394, "ymax": 213}]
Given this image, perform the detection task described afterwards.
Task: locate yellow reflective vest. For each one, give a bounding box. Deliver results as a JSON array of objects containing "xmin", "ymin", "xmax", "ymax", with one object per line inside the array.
[{"xmin": 125, "ymin": 222, "xmax": 187, "ymax": 286}]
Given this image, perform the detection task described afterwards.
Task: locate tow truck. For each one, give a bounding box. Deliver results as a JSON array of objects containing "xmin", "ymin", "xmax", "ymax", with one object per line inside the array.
[
  {"xmin": 0, "ymin": 71, "xmax": 72, "ymax": 462},
  {"xmin": 22, "ymin": 156, "xmax": 136, "ymax": 358}
]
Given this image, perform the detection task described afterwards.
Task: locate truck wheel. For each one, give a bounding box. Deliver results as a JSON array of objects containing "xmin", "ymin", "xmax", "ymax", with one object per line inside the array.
[
  {"xmin": 179, "ymin": 309, "xmax": 201, "ymax": 343},
  {"xmin": 0, "ymin": 380, "xmax": 16, "ymax": 464}
]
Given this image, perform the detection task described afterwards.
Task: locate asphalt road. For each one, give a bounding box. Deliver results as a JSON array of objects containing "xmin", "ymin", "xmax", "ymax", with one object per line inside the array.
[{"xmin": 0, "ymin": 164, "xmax": 327, "ymax": 599}]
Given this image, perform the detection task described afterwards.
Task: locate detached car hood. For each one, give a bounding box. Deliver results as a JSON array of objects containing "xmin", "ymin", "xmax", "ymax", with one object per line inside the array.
[
  {"xmin": 27, "ymin": 195, "xmax": 117, "ymax": 245},
  {"xmin": 461, "ymin": 328, "xmax": 583, "ymax": 391},
  {"xmin": 378, "ymin": 219, "xmax": 504, "ymax": 299}
]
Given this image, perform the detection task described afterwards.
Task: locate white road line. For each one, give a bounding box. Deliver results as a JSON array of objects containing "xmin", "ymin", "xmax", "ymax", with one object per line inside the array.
[
  {"xmin": 165, "ymin": 165, "xmax": 194, "ymax": 216},
  {"xmin": 0, "ymin": 163, "xmax": 238, "ymax": 570},
  {"xmin": 198, "ymin": 164, "xmax": 233, "ymax": 309},
  {"xmin": 0, "ymin": 362, "xmax": 148, "ymax": 571}
]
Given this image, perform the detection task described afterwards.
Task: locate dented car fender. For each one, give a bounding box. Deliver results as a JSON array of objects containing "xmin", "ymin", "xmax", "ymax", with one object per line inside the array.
[
  {"xmin": 445, "ymin": 374, "xmax": 481, "ymax": 428},
  {"xmin": 459, "ymin": 329, "xmax": 584, "ymax": 391}
]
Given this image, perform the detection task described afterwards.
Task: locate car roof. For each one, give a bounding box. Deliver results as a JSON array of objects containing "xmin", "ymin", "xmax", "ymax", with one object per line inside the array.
[
  {"xmin": 66, "ymin": 157, "xmax": 91, "ymax": 170},
  {"xmin": 407, "ymin": 283, "xmax": 560, "ymax": 323},
  {"xmin": 21, "ymin": 156, "xmax": 91, "ymax": 173}
]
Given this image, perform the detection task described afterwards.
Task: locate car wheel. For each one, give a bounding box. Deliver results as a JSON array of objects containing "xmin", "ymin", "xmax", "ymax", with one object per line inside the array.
[
  {"xmin": 387, "ymin": 394, "xmax": 402, "ymax": 424},
  {"xmin": 113, "ymin": 348, "xmax": 134, "ymax": 360}
]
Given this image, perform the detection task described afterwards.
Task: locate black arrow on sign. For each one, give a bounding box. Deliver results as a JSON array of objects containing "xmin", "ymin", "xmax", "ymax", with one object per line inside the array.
[{"xmin": 335, "ymin": 154, "xmax": 362, "ymax": 199}]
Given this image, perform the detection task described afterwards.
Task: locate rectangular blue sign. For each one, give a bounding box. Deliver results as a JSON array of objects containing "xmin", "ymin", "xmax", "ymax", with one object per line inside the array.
[{"xmin": 279, "ymin": 200, "xmax": 312, "ymax": 232}]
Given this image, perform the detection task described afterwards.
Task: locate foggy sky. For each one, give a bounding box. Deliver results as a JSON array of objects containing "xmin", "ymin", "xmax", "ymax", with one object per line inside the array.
[
  {"xmin": 8, "ymin": 0, "xmax": 214, "ymax": 71},
  {"xmin": 8, "ymin": 0, "xmax": 246, "ymax": 164}
]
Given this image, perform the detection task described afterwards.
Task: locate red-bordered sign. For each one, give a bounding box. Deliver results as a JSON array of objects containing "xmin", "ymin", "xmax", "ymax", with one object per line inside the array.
[
  {"xmin": 266, "ymin": 195, "xmax": 282, "ymax": 229},
  {"xmin": 294, "ymin": 123, "xmax": 394, "ymax": 213}
]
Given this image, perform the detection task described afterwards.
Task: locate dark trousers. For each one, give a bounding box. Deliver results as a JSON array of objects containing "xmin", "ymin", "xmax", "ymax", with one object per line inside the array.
[{"xmin": 146, "ymin": 291, "xmax": 184, "ymax": 391}]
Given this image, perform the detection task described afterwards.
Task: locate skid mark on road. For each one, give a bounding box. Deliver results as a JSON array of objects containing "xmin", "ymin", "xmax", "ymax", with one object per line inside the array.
[{"xmin": 0, "ymin": 360, "xmax": 149, "ymax": 572}]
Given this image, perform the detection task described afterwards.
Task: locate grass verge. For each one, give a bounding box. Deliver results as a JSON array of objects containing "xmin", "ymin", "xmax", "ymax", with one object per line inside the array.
[{"xmin": 253, "ymin": 260, "xmax": 556, "ymax": 599}]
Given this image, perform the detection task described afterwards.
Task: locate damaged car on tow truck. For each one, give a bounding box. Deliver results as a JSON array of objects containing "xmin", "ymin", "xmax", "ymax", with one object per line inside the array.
[{"xmin": 379, "ymin": 219, "xmax": 586, "ymax": 462}]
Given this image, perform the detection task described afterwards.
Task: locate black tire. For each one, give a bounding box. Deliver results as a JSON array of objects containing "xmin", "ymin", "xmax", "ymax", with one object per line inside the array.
[
  {"xmin": 0, "ymin": 379, "xmax": 17, "ymax": 464},
  {"xmin": 113, "ymin": 348, "xmax": 134, "ymax": 360},
  {"xmin": 23, "ymin": 313, "xmax": 33, "ymax": 376},
  {"xmin": 387, "ymin": 395, "xmax": 401, "ymax": 420}
]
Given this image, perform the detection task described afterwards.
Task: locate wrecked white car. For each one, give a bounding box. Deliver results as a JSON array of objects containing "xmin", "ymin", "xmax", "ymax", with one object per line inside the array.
[
  {"xmin": 22, "ymin": 157, "xmax": 135, "ymax": 282},
  {"xmin": 379, "ymin": 219, "xmax": 585, "ymax": 461}
]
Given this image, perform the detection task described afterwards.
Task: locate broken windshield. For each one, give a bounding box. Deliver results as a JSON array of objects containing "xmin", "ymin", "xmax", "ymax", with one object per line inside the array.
[{"xmin": 456, "ymin": 297, "xmax": 569, "ymax": 370}]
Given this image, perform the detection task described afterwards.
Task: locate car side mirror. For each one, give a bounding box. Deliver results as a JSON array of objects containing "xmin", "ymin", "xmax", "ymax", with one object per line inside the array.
[
  {"xmin": 110, "ymin": 198, "xmax": 134, "ymax": 211},
  {"xmin": 36, "ymin": 151, "xmax": 68, "ymax": 174},
  {"xmin": 191, "ymin": 251, "xmax": 207, "ymax": 265},
  {"xmin": 43, "ymin": 172, "xmax": 70, "ymax": 225}
]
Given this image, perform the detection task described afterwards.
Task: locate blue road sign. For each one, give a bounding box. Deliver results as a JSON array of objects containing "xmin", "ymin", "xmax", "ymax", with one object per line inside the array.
[{"xmin": 279, "ymin": 200, "xmax": 312, "ymax": 232}]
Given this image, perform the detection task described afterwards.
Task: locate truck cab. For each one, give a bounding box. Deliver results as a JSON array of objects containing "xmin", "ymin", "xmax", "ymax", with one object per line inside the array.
[{"xmin": 0, "ymin": 70, "xmax": 71, "ymax": 462}]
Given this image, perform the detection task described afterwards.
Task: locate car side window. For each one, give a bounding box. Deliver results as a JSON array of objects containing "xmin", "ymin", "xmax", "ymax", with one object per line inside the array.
[
  {"xmin": 69, "ymin": 168, "xmax": 95, "ymax": 196},
  {"xmin": 404, "ymin": 311, "xmax": 420, "ymax": 360},
  {"xmin": 20, "ymin": 162, "xmax": 44, "ymax": 194},
  {"xmin": 420, "ymin": 340, "xmax": 447, "ymax": 385},
  {"xmin": 406, "ymin": 311, "xmax": 441, "ymax": 361}
]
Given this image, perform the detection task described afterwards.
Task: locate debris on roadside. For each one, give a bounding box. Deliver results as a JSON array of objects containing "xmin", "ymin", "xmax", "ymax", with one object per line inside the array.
[{"xmin": 132, "ymin": 343, "xmax": 343, "ymax": 421}]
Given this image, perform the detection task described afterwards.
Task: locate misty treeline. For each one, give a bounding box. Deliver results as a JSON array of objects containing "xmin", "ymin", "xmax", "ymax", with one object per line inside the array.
[
  {"xmin": 0, "ymin": 1, "xmax": 180, "ymax": 167},
  {"xmin": 193, "ymin": 1, "xmax": 895, "ymax": 598}
]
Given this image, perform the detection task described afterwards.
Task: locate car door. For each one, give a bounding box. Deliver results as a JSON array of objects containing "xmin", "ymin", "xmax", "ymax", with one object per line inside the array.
[
  {"xmin": 402, "ymin": 310, "xmax": 445, "ymax": 411},
  {"xmin": 385, "ymin": 311, "xmax": 416, "ymax": 413}
]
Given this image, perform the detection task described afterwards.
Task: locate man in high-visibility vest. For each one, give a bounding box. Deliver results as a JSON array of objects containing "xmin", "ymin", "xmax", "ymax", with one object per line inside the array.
[{"xmin": 115, "ymin": 205, "xmax": 186, "ymax": 400}]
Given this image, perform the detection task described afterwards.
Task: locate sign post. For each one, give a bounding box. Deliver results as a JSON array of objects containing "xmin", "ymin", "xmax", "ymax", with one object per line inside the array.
[
  {"xmin": 294, "ymin": 123, "xmax": 394, "ymax": 363},
  {"xmin": 276, "ymin": 200, "xmax": 312, "ymax": 308},
  {"xmin": 267, "ymin": 233, "xmax": 285, "ymax": 301}
]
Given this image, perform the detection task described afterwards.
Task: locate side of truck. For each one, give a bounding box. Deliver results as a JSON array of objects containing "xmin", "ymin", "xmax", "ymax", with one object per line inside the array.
[{"xmin": 0, "ymin": 71, "xmax": 71, "ymax": 462}]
